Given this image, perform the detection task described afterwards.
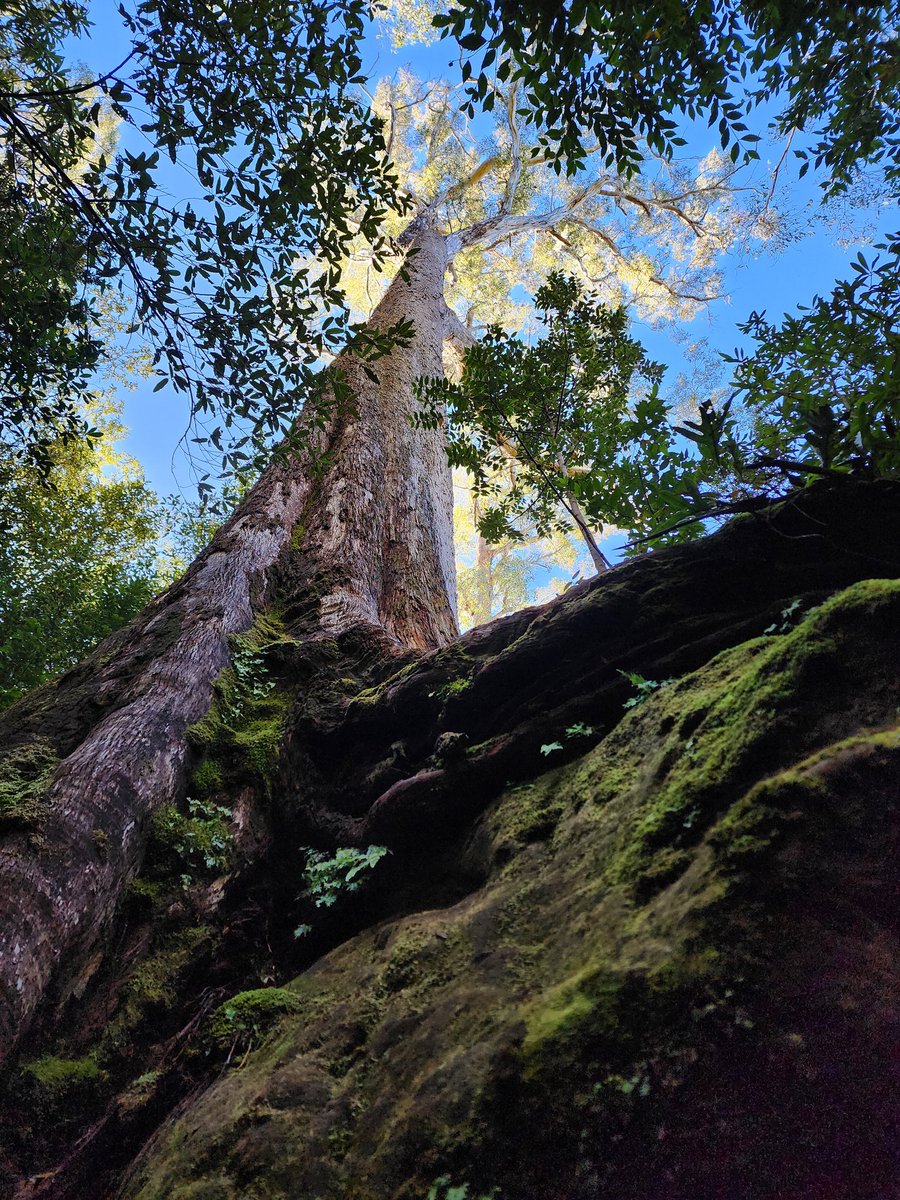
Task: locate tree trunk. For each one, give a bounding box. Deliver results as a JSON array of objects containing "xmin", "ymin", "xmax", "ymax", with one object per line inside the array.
[
  {"xmin": 0, "ymin": 219, "xmax": 458, "ymax": 1067},
  {"xmin": 295, "ymin": 220, "xmax": 457, "ymax": 647}
]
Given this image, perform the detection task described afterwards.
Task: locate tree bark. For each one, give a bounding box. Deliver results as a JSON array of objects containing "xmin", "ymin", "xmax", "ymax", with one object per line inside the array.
[
  {"xmin": 0, "ymin": 219, "xmax": 459, "ymax": 1067},
  {"xmin": 297, "ymin": 220, "xmax": 457, "ymax": 647}
]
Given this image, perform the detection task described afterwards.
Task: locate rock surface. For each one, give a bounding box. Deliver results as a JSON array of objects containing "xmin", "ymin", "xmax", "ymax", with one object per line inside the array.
[
  {"xmin": 125, "ymin": 577, "xmax": 900, "ymax": 1200},
  {"xmin": 4, "ymin": 481, "xmax": 899, "ymax": 1200}
]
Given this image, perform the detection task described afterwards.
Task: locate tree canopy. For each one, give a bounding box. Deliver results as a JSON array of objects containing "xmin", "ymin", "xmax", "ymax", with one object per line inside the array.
[
  {"xmin": 0, "ymin": 0, "xmax": 896, "ymax": 632},
  {"xmin": 0, "ymin": 0, "xmax": 401, "ymax": 480},
  {"xmin": 437, "ymin": 0, "xmax": 900, "ymax": 191},
  {"xmin": 0, "ymin": 396, "xmax": 166, "ymax": 707}
]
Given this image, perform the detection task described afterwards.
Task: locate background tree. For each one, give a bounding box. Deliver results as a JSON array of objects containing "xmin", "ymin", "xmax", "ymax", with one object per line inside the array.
[
  {"xmin": 0, "ymin": 396, "xmax": 167, "ymax": 708},
  {"xmin": 453, "ymin": 471, "xmax": 587, "ymax": 627},
  {"xmin": 420, "ymin": 272, "xmax": 674, "ymax": 571}
]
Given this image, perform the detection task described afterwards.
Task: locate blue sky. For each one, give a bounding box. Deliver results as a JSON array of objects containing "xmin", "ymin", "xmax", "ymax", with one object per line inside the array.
[{"xmin": 68, "ymin": 3, "xmax": 897, "ymax": 505}]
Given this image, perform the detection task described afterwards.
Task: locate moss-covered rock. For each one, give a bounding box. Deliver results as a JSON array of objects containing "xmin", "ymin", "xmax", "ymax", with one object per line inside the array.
[
  {"xmin": 121, "ymin": 581, "xmax": 900, "ymax": 1200},
  {"xmin": 205, "ymin": 988, "xmax": 303, "ymax": 1052}
]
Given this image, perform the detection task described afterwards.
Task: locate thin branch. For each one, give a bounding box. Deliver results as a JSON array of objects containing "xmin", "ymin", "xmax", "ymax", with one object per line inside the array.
[
  {"xmin": 566, "ymin": 216, "xmax": 721, "ymax": 304},
  {"xmin": 499, "ymin": 81, "xmax": 522, "ymax": 217},
  {"xmin": 764, "ymin": 127, "xmax": 797, "ymax": 212},
  {"xmin": 453, "ymin": 175, "xmax": 628, "ymax": 253},
  {"xmin": 0, "ymin": 50, "xmax": 137, "ymax": 100},
  {"xmin": 622, "ymin": 494, "xmax": 777, "ymax": 546},
  {"xmin": 526, "ymin": 141, "xmax": 605, "ymax": 167},
  {"xmin": 746, "ymin": 454, "xmax": 849, "ymax": 479}
]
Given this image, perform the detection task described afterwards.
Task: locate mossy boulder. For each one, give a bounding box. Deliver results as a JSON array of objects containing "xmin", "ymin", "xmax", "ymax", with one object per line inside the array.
[
  {"xmin": 206, "ymin": 988, "xmax": 304, "ymax": 1053},
  {"xmin": 123, "ymin": 581, "xmax": 900, "ymax": 1200}
]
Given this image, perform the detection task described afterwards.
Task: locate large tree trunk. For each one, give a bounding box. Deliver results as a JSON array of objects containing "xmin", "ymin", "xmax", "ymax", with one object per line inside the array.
[
  {"xmin": 296, "ymin": 220, "xmax": 457, "ymax": 647},
  {"xmin": 0, "ymin": 220, "xmax": 457, "ymax": 1067}
]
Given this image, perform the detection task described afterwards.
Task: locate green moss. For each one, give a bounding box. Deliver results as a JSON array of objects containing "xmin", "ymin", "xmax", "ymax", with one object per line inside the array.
[
  {"xmin": 190, "ymin": 758, "xmax": 224, "ymax": 797},
  {"xmin": 20, "ymin": 1053, "xmax": 109, "ymax": 1118},
  {"xmin": 164, "ymin": 1183, "xmax": 236, "ymax": 1200},
  {"xmin": 437, "ymin": 677, "xmax": 471, "ymax": 700},
  {"xmin": 708, "ymin": 774, "xmax": 821, "ymax": 866},
  {"xmin": 290, "ymin": 521, "xmax": 306, "ymax": 551},
  {"xmin": 598, "ymin": 579, "xmax": 900, "ymax": 892},
  {"xmin": 709, "ymin": 726, "xmax": 900, "ymax": 875},
  {"xmin": 206, "ymin": 987, "xmax": 303, "ymax": 1051},
  {"xmin": 0, "ymin": 739, "xmax": 59, "ymax": 828},
  {"xmin": 23, "ymin": 1052, "xmax": 106, "ymax": 1092},
  {"xmin": 115, "ymin": 926, "xmax": 211, "ymax": 1035},
  {"xmin": 377, "ymin": 926, "xmax": 464, "ymax": 996},
  {"xmin": 351, "ymin": 659, "xmax": 423, "ymax": 708},
  {"xmin": 145, "ymin": 797, "xmax": 233, "ymax": 885},
  {"xmin": 122, "ymin": 876, "xmax": 170, "ymax": 919},
  {"xmin": 523, "ymin": 968, "xmax": 612, "ymax": 1060},
  {"xmin": 229, "ymin": 712, "xmax": 287, "ymax": 777},
  {"xmin": 486, "ymin": 778, "xmax": 567, "ymax": 850},
  {"xmin": 118, "ymin": 1070, "xmax": 164, "ymax": 1115},
  {"xmin": 187, "ymin": 610, "xmax": 291, "ymax": 786},
  {"xmin": 510, "ymin": 583, "xmax": 900, "ymax": 1119}
]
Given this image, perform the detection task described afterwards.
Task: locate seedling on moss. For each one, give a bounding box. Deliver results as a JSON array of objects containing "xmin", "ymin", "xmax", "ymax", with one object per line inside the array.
[
  {"xmin": 427, "ymin": 1178, "xmax": 500, "ymax": 1200},
  {"xmin": 565, "ymin": 722, "xmax": 595, "ymax": 738},
  {"xmin": 595, "ymin": 1067, "xmax": 652, "ymax": 1098},
  {"xmin": 619, "ymin": 669, "xmax": 674, "ymax": 709},
  {"xmin": 764, "ymin": 598, "xmax": 808, "ymax": 635}
]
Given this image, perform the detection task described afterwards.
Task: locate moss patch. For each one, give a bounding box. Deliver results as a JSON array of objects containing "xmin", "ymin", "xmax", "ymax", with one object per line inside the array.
[
  {"xmin": 592, "ymin": 579, "xmax": 900, "ymax": 892},
  {"xmin": 187, "ymin": 611, "xmax": 291, "ymax": 788},
  {"xmin": 206, "ymin": 987, "xmax": 303, "ymax": 1052},
  {"xmin": 19, "ymin": 1053, "xmax": 109, "ymax": 1118},
  {"xmin": 191, "ymin": 757, "xmax": 224, "ymax": 798},
  {"xmin": 0, "ymin": 739, "xmax": 59, "ymax": 828}
]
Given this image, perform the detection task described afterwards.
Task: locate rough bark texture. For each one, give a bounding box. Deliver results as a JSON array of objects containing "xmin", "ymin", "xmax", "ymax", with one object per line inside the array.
[
  {"xmin": 0, "ymin": 453, "xmax": 312, "ymax": 1070},
  {"xmin": 0, "ymin": 480, "xmax": 898, "ymax": 1200},
  {"xmin": 0, "ymin": 222, "xmax": 459, "ymax": 1069},
  {"xmin": 299, "ymin": 220, "xmax": 458, "ymax": 647}
]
